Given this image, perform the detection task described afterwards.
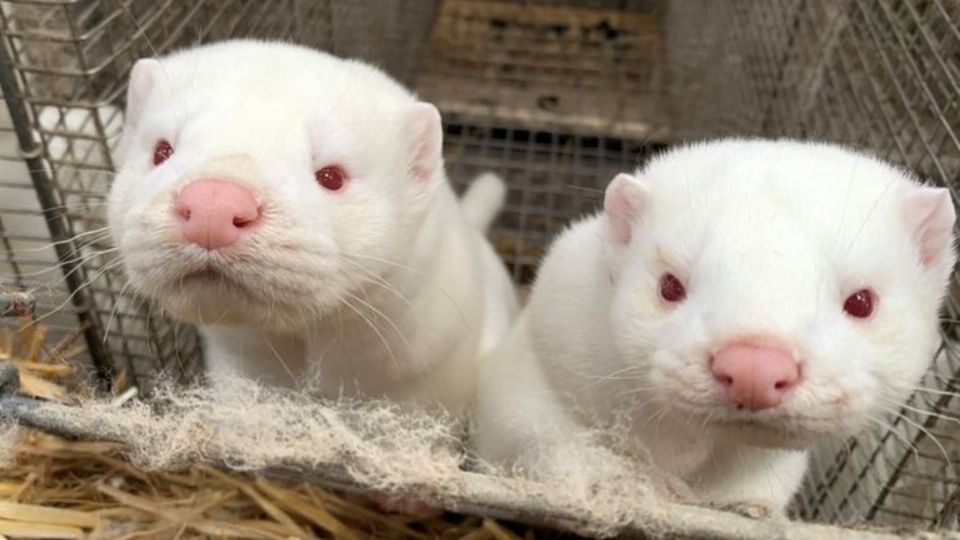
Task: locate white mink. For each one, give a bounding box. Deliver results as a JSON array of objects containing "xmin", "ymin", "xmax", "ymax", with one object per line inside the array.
[
  {"xmin": 108, "ymin": 40, "xmax": 518, "ymax": 413},
  {"xmin": 471, "ymin": 139, "xmax": 957, "ymax": 510}
]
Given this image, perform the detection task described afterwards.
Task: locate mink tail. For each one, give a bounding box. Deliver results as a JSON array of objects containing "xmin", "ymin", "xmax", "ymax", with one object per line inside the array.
[{"xmin": 460, "ymin": 172, "xmax": 506, "ymax": 232}]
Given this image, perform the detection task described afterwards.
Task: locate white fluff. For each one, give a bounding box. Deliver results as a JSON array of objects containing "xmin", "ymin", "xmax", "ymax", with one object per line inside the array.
[
  {"xmin": 11, "ymin": 376, "xmax": 690, "ymax": 538},
  {"xmin": 107, "ymin": 40, "xmax": 518, "ymax": 412},
  {"xmin": 471, "ymin": 139, "xmax": 957, "ymax": 511}
]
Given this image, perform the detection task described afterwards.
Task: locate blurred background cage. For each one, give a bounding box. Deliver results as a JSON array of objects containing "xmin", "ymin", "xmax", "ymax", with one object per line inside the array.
[{"xmin": 0, "ymin": 0, "xmax": 958, "ymax": 534}]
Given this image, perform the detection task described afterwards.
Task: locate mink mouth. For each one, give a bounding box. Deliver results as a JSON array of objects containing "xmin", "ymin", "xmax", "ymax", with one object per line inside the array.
[
  {"xmin": 711, "ymin": 417, "xmax": 826, "ymax": 449},
  {"xmin": 178, "ymin": 265, "xmax": 251, "ymax": 296},
  {"xmin": 183, "ymin": 267, "xmax": 221, "ymax": 281}
]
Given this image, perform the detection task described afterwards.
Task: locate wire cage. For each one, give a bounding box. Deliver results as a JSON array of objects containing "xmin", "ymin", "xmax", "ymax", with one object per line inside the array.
[{"xmin": 0, "ymin": 0, "xmax": 958, "ymax": 535}]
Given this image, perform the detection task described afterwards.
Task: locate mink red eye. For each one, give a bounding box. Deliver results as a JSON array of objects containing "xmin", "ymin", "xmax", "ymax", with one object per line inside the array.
[
  {"xmin": 315, "ymin": 165, "xmax": 346, "ymax": 191},
  {"xmin": 152, "ymin": 140, "xmax": 173, "ymax": 166},
  {"xmin": 659, "ymin": 273, "xmax": 686, "ymax": 303},
  {"xmin": 843, "ymin": 288, "xmax": 875, "ymax": 319}
]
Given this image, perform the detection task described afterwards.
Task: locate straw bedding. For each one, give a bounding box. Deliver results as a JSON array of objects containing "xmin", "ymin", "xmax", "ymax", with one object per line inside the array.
[{"xmin": 1, "ymin": 432, "xmax": 533, "ymax": 539}]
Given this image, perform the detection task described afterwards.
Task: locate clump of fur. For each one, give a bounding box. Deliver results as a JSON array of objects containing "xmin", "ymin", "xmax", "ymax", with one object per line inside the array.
[
  {"xmin": 13, "ymin": 376, "xmax": 686, "ymax": 537},
  {"xmin": 54, "ymin": 377, "xmax": 465, "ymax": 491},
  {"xmin": 0, "ymin": 422, "xmax": 22, "ymax": 467}
]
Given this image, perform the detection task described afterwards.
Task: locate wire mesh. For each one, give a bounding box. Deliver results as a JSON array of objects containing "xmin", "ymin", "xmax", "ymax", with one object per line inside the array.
[
  {"xmin": 1, "ymin": 0, "xmax": 959, "ymax": 533},
  {"xmin": 419, "ymin": 0, "xmax": 669, "ymax": 142},
  {"xmin": 442, "ymin": 116, "xmax": 663, "ymax": 287}
]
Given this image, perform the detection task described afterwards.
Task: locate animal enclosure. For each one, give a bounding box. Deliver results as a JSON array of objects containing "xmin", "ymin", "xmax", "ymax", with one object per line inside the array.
[{"xmin": 0, "ymin": 0, "xmax": 958, "ymax": 535}]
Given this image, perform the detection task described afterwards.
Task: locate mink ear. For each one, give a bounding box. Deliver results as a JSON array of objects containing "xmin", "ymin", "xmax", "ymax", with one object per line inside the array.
[
  {"xmin": 903, "ymin": 184, "xmax": 956, "ymax": 268},
  {"xmin": 124, "ymin": 59, "xmax": 160, "ymax": 131},
  {"xmin": 405, "ymin": 102, "xmax": 443, "ymax": 185},
  {"xmin": 115, "ymin": 59, "xmax": 160, "ymax": 162},
  {"xmin": 604, "ymin": 173, "xmax": 650, "ymax": 245}
]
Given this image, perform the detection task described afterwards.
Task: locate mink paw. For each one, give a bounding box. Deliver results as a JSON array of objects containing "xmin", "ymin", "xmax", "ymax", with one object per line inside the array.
[
  {"xmin": 711, "ymin": 500, "xmax": 778, "ymax": 520},
  {"xmin": 369, "ymin": 492, "xmax": 441, "ymax": 517}
]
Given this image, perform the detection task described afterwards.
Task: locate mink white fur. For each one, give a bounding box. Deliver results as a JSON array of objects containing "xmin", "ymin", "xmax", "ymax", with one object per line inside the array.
[
  {"xmin": 108, "ymin": 40, "xmax": 518, "ymax": 412},
  {"xmin": 471, "ymin": 139, "xmax": 957, "ymax": 510}
]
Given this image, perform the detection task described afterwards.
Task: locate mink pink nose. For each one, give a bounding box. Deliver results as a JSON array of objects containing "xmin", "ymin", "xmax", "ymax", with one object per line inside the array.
[
  {"xmin": 174, "ymin": 179, "xmax": 261, "ymax": 250},
  {"xmin": 710, "ymin": 345, "xmax": 800, "ymax": 410}
]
